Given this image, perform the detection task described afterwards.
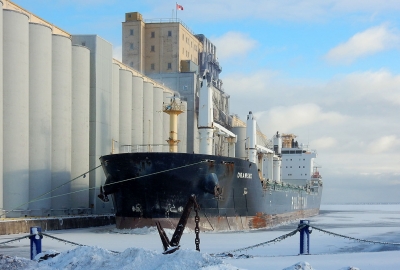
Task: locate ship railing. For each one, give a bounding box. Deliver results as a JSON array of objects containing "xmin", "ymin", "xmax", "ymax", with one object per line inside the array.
[
  {"xmin": 264, "ymin": 181, "xmax": 318, "ymax": 194},
  {"xmin": 120, "ymin": 144, "xmax": 170, "ymax": 153}
]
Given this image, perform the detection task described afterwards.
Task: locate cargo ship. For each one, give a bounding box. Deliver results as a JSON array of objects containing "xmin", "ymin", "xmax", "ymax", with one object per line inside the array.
[{"xmin": 98, "ymin": 72, "xmax": 323, "ymax": 231}]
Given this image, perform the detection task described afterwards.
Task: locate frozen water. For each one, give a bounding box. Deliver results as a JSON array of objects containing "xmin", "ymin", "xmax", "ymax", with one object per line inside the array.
[{"xmin": 0, "ymin": 204, "xmax": 399, "ymax": 269}]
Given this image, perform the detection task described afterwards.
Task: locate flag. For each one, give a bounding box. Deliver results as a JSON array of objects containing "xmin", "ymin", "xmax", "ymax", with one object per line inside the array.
[{"xmin": 176, "ymin": 3, "xmax": 184, "ymax": 10}]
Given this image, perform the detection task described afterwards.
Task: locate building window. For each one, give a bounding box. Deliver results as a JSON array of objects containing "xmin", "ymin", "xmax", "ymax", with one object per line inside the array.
[
  {"xmin": 130, "ymin": 62, "xmax": 133, "ymax": 67},
  {"xmin": 182, "ymin": 34, "xmax": 184, "ymax": 40},
  {"xmin": 151, "ymin": 63, "xmax": 155, "ymax": 70},
  {"xmin": 167, "ymin": 63, "xmax": 172, "ymax": 69},
  {"xmin": 168, "ymin": 30, "xmax": 172, "ymax": 37},
  {"xmin": 151, "ymin": 45, "xmax": 155, "ymax": 52},
  {"xmin": 151, "ymin": 31, "xmax": 155, "ymax": 38},
  {"xmin": 130, "ymin": 29, "xmax": 134, "ymax": 35},
  {"xmin": 81, "ymin": 42, "xmax": 86, "ymax": 46},
  {"xmin": 130, "ymin": 43, "xmax": 134, "ymax": 50}
]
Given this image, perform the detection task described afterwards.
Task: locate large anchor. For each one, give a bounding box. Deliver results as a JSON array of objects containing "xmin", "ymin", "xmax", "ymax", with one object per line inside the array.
[{"xmin": 156, "ymin": 194, "xmax": 201, "ymax": 254}]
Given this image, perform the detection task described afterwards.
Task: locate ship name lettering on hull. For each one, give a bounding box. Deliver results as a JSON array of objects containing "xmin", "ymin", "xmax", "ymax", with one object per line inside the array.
[{"xmin": 237, "ymin": 172, "xmax": 252, "ymax": 179}]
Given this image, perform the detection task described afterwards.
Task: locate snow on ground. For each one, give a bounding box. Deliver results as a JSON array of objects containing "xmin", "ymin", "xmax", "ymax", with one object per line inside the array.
[{"xmin": 1, "ymin": 204, "xmax": 400, "ymax": 269}]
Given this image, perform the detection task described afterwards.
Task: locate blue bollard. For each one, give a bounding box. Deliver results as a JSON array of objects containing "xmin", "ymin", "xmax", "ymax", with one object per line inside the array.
[
  {"xmin": 29, "ymin": 226, "xmax": 42, "ymax": 260},
  {"xmin": 299, "ymin": 220, "xmax": 310, "ymax": 255}
]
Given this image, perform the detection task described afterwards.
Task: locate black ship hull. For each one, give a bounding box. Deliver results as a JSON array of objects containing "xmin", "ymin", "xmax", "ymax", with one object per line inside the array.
[{"xmin": 100, "ymin": 152, "xmax": 322, "ymax": 231}]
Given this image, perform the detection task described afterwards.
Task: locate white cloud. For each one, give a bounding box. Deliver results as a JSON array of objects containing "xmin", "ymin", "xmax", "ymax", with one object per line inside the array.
[
  {"xmin": 325, "ymin": 25, "xmax": 400, "ymax": 64},
  {"xmin": 212, "ymin": 32, "xmax": 258, "ymax": 61},
  {"xmin": 325, "ymin": 70, "xmax": 400, "ymax": 105},
  {"xmin": 310, "ymin": 137, "xmax": 337, "ymax": 150},
  {"xmin": 257, "ymin": 103, "xmax": 346, "ymax": 133},
  {"xmin": 367, "ymin": 135, "xmax": 400, "ymax": 154}
]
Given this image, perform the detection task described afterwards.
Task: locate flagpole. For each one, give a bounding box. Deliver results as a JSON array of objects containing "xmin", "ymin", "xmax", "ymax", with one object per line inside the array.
[{"xmin": 176, "ymin": 2, "xmax": 177, "ymax": 20}]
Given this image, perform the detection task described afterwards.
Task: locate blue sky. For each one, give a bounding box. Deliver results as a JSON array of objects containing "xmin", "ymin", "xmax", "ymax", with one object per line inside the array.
[{"xmin": 11, "ymin": 0, "xmax": 400, "ymax": 203}]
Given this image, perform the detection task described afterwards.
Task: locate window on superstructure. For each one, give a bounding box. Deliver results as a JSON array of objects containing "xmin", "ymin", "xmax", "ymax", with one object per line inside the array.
[
  {"xmin": 130, "ymin": 43, "xmax": 134, "ymax": 50},
  {"xmin": 130, "ymin": 29, "xmax": 134, "ymax": 36},
  {"xmin": 168, "ymin": 30, "xmax": 172, "ymax": 37},
  {"xmin": 167, "ymin": 63, "xmax": 172, "ymax": 69},
  {"xmin": 151, "ymin": 63, "xmax": 155, "ymax": 70},
  {"xmin": 151, "ymin": 31, "xmax": 155, "ymax": 38},
  {"xmin": 151, "ymin": 45, "xmax": 155, "ymax": 52}
]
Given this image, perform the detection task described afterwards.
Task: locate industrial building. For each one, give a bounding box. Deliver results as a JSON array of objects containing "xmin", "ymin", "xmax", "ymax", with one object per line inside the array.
[
  {"xmin": 0, "ymin": 1, "xmax": 232, "ymax": 217},
  {"xmin": 122, "ymin": 13, "xmax": 231, "ymax": 154}
]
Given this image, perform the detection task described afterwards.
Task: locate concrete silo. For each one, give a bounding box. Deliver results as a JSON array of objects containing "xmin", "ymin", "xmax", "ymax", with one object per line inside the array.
[
  {"xmin": 178, "ymin": 100, "xmax": 187, "ymax": 153},
  {"xmin": 3, "ymin": 10, "xmax": 30, "ymax": 217},
  {"xmin": 143, "ymin": 82, "xmax": 154, "ymax": 151},
  {"xmin": 71, "ymin": 45, "xmax": 90, "ymax": 212},
  {"xmin": 131, "ymin": 76, "xmax": 144, "ymax": 152},
  {"xmin": 28, "ymin": 22, "xmax": 52, "ymax": 216},
  {"xmin": 111, "ymin": 63, "xmax": 120, "ymax": 154},
  {"xmin": 51, "ymin": 34, "xmax": 72, "ymax": 214},
  {"xmin": 152, "ymin": 87, "xmax": 164, "ymax": 152},
  {"xmin": 162, "ymin": 91, "xmax": 172, "ymax": 152},
  {"xmin": 119, "ymin": 69, "xmax": 133, "ymax": 152}
]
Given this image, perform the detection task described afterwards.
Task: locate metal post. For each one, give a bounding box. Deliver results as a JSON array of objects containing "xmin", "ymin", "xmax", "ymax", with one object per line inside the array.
[
  {"xmin": 299, "ymin": 220, "xmax": 310, "ymax": 255},
  {"xmin": 29, "ymin": 226, "xmax": 42, "ymax": 260}
]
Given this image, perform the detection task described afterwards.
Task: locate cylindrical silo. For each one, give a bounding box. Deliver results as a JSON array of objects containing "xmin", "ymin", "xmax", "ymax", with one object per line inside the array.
[
  {"xmin": 71, "ymin": 45, "xmax": 90, "ymax": 212},
  {"xmin": 232, "ymin": 127, "xmax": 247, "ymax": 159},
  {"xmin": 131, "ymin": 76, "xmax": 144, "ymax": 152},
  {"xmin": 119, "ymin": 69, "xmax": 133, "ymax": 152},
  {"xmin": 3, "ymin": 10, "xmax": 30, "ymax": 217},
  {"xmin": 51, "ymin": 34, "xmax": 72, "ymax": 214},
  {"xmin": 178, "ymin": 100, "xmax": 187, "ymax": 153},
  {"xmin": 0, "ymin": 0, "xmax": 4, "ymax": 213},
  {"xmin": 153, "ymin": 87, "xmax": 164, "ymax": 152},
  {"xmin": 29, "ymin": 22, "xmax": 52, "ymax": 216},
  {"xmin": 111, "ymin": 63, "xmax": 120, "ymax": 154},
  {"xmin": 162, "ymin": 91, "xmax": 171, "ymax": 152},
  {"xmin": 143, "ymin": 82, "xmax": 154, "ymax": 152}
]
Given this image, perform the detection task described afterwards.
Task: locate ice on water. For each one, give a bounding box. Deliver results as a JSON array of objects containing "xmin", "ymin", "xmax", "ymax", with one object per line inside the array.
[{"xmin": 1, "ymin": 204, "xmax": 399, "ymax": 269}]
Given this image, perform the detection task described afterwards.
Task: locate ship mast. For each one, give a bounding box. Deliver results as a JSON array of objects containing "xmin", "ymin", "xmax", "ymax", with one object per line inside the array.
[{"xmin": 163, "ymin": 95, "xmax": 185, "ymax": 153}]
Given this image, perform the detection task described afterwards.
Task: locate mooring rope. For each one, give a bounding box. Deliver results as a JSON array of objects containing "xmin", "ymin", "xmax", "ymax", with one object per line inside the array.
[
  {"xmin": 2, "ymin": 160, "xmax": 207, "ymax": 213},
  {"xmin": 0, "ymin": 165, "xmax": 103, "ymax": 218}
]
